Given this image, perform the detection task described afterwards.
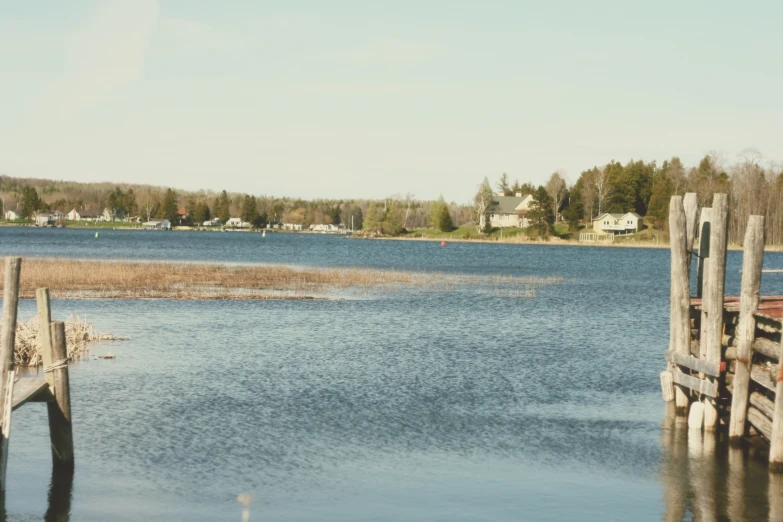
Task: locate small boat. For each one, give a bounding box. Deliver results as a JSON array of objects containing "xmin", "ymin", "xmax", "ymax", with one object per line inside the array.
[{"xmin": 98, "ymin": 353, "xmax": 116, "ymax": 359}]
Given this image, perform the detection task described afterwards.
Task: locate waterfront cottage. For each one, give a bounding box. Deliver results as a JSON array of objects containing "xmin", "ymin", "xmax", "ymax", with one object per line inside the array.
[
  {"xmin": 592, "ymin": 212, "xmax": 643, "ymax": 235},
  {"xmin": 4, "ymin": 210, "xmax": 19, "ymax": 220},
  {"xmin": 480, "ymin": 192, "xmax": 535, "ymax": 229},
  {"xmin": 66, "ymin": 209, "xmax": 80, "ymax": 221},
  {"xmin": 142, "ymin": 219, "xmax": 171, "ymax": 230},
  {"xmin": 34, "ymin": 213, "xmax": 54, "ymax": 226}
]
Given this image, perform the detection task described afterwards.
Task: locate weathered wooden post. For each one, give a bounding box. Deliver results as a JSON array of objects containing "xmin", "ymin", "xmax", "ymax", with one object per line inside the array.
[
  {"xmin": 703, "ymin": 194, "xmax": 728, "ymax": 430},
  {"xmin": 36, "ymin": 289, "xmax": 55, "ymax": 390},
  {"xmin": 769, "ymin": 340, "xmax": 783, "ymax": 471},
  {"xmin": 47, "ymin": 321, "xmax": 74, "ymax": 467},
  {"xmin": 0, "ymin": 257, "xmax": 21, "ymax": 493},
  {"xmin": 683, "ymin": 193, "xmax": 699, "ymax": 267},
  {"xmin": 698, "ymin": 208, "xmax": 712, "ymax": 368},
  {"xmin": 697, "ymin": 208, "xmax": 711, "ymax": 300},
  {"xmin": 728, "ymin": 216, "xmax": 765, "ymax": 440},
  {"xmin": 669, "ymin": 196, "xmax": 691, "ymax": 412}
]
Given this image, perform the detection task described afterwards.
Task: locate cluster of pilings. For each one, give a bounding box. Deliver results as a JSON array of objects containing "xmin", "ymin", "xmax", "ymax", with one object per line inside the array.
[
  {"xmin": 662, "ymin": 192, "xmax": 783, "ymax": 471},
  {"xmin": 0, "ymin": 257, "xmax": 75, "ymax": 501}
]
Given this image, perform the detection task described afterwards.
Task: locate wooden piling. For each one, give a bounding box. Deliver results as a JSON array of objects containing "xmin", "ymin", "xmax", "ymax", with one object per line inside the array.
[
  {"xmin": 703, "ymin": 194, "xmax": 729, "ymax": 430},
  {"xmin": 47, "ymin": 322, "xmax": 74, "ymax": 467},
  {"xmin": 697, "ymin": 208, "xmax": 711, "ymax": 300},
  {"xmin": 0, "ymin": 257, "xmax": 22, "ymax": 493},
  {"xmin": 683, "ymin": 193, "xmax": 699, "ymax": 264},
  {"xmin": 36, "ymin": 288, "xmax": 55, "ymax": 390},
  {"xmin": 669, "ymin": 196, "xmax": 691, "ymax": 412},
  {"xmin": 729, "ymin": 216, "xmax": 765, "ymax": 440},
  {"xmin": 769, "ymin": 337, "xmax": 783, "ymax": 472}
]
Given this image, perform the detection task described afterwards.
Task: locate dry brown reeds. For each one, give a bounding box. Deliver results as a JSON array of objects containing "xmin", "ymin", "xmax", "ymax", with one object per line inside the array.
[
  {"xmin": 0, "ymin": 258, "xmax": 564, "ymax": 300},
  {"xmin": 4, "ymin": 315, "xmax": 126, "ymax": 367}
]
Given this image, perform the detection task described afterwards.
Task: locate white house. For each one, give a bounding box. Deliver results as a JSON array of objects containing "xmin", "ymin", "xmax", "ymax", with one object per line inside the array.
[
  {"xmin": 310, "ymin": 224, "xmax": 342, "ymax": 233},
  {"xmin": 51, "ymin": 211, "xmax": 64, "ymax": 220},
  {"xmin": 202, "ymin": 218, "xmax": 221, "ymax": 227},
  {"xmin": 592, "ymin": 212, "xmax": 644, "ymax": 235},
  {"xmin": 142, "ymin": 219, "xmax": 171, "ymax": 230},
  {"xmin": 34, "ymin": 213, "xmax": 54, "ymax": 226},
  {"xmin": 67, "ymin": 209, "xmax": 80, "ymax": 221},
  {"xmin": 226, "ymin": 217, "xmax": 252, "ymax": 228},
  {"xmin": 101, "ymin": 208, "xmax": 114, "ymax": 222},
  {"xmin": 282, "ymin": 223, "xmax": 303, "ymax": 231},
  {"xmin": 481, "ymin": 193, "xmax": 535, "ymax": 229},
  {"xmin": 4, "ymin": 210, "xmax": 19, "ymax": 220}
]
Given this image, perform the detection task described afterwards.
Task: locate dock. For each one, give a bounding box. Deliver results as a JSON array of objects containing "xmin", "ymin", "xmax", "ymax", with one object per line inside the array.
[
  {"xmin": 662, "ymin": 193, "xmax": 783, "ymax": 471},
  {"xmin": 1, "ymin": 257, "xmax": 75, "ymax": 504}
]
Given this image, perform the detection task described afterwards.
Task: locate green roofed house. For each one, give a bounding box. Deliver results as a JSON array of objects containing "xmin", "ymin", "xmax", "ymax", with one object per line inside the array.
[
  {"xmin": 480, "ymin": 192, "xmax": 535, "ymax": 229},
  {"xmin": 592, "ymin": 212, "xmax": 643, "ymax": 235}
]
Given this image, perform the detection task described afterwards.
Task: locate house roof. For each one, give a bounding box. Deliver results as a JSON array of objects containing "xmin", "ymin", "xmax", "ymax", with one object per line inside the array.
[
  {"xmin": 489, "ymin": 195, "xmax": 534, "ymax": 214},
  {"xmin": 593, "ymin": 213, "xmax": 625, "ymax": 220},
  {"xmin": 623, "ymin": 212, "xmax": 642, "ymax": 218}
]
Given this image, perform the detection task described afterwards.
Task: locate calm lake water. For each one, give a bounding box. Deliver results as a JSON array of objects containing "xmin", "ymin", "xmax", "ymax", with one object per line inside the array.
[{"xmin": 2, "ymin": 227, "xmax": 783, "ymax": 521}]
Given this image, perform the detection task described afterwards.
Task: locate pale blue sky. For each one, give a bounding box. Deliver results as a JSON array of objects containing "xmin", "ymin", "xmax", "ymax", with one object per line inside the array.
[{"xmin": 1, "ymin": 1, "xmax": 781, "ymax": 202}]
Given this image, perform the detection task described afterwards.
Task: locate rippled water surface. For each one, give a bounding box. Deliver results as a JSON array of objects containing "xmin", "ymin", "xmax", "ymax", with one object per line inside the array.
[{"xmin": 3, "ymin": 228, "xmax": 783, "ymax": 521}]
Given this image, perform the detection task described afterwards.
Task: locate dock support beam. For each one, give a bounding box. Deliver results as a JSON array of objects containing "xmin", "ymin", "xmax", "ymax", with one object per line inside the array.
[
  {"xmin": 47, "ymin": 322, "xmax": 74, "ymax": 467},
  {"xmin": 669, "ymin": 196, "xmax": 691, "ymax": 413},
  {"xmin": 0, "ymin": 257, "xmax": 21, "ymax": 493},
  {"xmin": 729, "ymin": 216, "xmax": 765, "ymax": 441},
  {"xmin": 703, "ymin": 194, "xmax": 729, "ymax": 430}
]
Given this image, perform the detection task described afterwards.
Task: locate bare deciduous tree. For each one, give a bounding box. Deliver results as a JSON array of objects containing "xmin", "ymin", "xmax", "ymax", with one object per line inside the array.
[
  {"xmin": 474, "ymin": 177, "xmax": 494, "ymax": 232},
  {"xmin": 592, "ymin": 168, "xmax": 611, "ymax": 216},
  {"xmin": 545, "ymin": 170, "xmax": 567, "ymax": 222}
]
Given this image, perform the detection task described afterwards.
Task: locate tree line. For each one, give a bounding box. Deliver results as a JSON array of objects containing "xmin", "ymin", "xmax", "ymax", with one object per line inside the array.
[
  {"xmin": 474, "ymin": 149, "xmax": 783, "ymax": 244},
  {"xmin": 0, "ymin": 176, "xmax": 470, "ymax": 233}
]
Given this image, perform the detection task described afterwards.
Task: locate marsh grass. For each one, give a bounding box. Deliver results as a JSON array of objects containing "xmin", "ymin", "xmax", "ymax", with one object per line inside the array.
[
  {"xmin": 5, "ymin": 315, "xmax": 126, "ymax": 367},
  {"xmin": 0, "ymin": 258, "xmax": 564, "ymax": 300}
]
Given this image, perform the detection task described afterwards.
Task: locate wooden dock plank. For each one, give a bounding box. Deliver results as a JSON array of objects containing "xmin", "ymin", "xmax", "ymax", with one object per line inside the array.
[
  {"xmin": 750, "ymin": 365, "xmax": 777, "ymax": 392},
  {"xmin": 11, "ymin": 378, "xmax": 51, "ymax": 411},
  {"xmin": 668, "ymin": 370, "xmax": 718, "ymax": 397},
  {"xmin": 749, "ymin": 406, "xmax": 773, "ymax": 440},
  {"xmin": 664, "ymin": 350, "xmax": 721, "ymax": 377}
]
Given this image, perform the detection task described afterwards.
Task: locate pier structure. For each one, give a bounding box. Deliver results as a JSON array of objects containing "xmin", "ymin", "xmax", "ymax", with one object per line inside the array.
[
  {"xmin": 0, "ymin": 257, "xmax": 74, "ymax": 498},
  {"xmin": 662, "ymin": 193, "xmax": 783, "ymax": 471}
]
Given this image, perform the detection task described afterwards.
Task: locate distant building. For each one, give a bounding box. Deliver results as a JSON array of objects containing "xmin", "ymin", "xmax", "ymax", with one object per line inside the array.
[
  {"xmin": 310, "ymin": 224, "xmax": 342, "ymax": 233},
  {"xmin": 51, "ymin": 211, "xmax": 64, "ymax": 220},
  {"xmin": 481, "ymin": 193, "xmax": 535, "ymax": 229},
  {"xmin": 101, "ymin": 208, "xmax": 114, "ymax": 222},
  {"xmin": 67, "ymin": 209, "xmax": 80, "ymax": 221},
  {"xmin": 142, "ymin": 219, "xmax": 171, "ymax": 230},
  {"xmin": 4, "ymin": 210, "xmax": 19, "ymax": 220},
  {"xmin": 282, "ymin": 223, "xmax": 303, "ymax": 231},
  {"xmin": 34, "ymin": 213, "xmax": 54, "ymax": 226},
  {"xmin": 592, "ymin": 212, "xmax": 644, "ymax": 235},
  {"xmin": 203, "ymin": 218, "xmax": 221, "ymax": 227}
]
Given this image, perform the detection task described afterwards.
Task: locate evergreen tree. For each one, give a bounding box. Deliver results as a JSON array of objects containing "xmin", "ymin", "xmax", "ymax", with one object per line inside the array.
[
  {"xmin": 646, "ymin": 176, "xmax": 674, "ymax": 229},
  {"xmin": 438, "ymin": 204, "xmax": 454, "ymax": 232},
  {"xmin": 159, "ymin": 189, "xmax": 178, "ymax": 222},
  {"xmin": 429, "ymin": 195, "xmax": 448, "ymax": 228},
  {"xmin": 527, "ymin": 186, "xmax": 555, "ymax": 236},
  {"xmin": 20, "ymin": 187, "xmax": 41, "ymax": 218},
  {"xmin": 363, "ymin": 202, "xmax": 380, "ymax": 232},
  {"xmin": 241, "ymin": 195, "xmax": 259, "ymax": 225},
  {"xmin": 215, "ymin": 190, "xmax": 230, "ymax": 224},
  {"xmin": 381, "ymin": 201, "xmax": 405, "ymax": 236}
]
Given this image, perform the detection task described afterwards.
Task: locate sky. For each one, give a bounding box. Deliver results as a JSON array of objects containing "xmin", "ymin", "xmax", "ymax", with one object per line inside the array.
[{"xmin": 1, "ymin": 1, "xmax": 781, "ymax": 203}]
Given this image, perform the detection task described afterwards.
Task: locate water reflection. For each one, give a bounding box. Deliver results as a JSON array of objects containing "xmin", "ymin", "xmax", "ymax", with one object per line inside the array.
[
  {"xmin": 660, "ymin": 403, "xmax": 776, "ymax": 521},
  {"xmin": 44, "ymin": 465, "xmax": 74, "ymax": 522}
]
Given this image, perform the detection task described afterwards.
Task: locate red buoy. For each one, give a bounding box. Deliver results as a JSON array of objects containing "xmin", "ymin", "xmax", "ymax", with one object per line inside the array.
[{"xmin": 441, "ymin": 240, "xmax": 446, "ymax": 247}]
